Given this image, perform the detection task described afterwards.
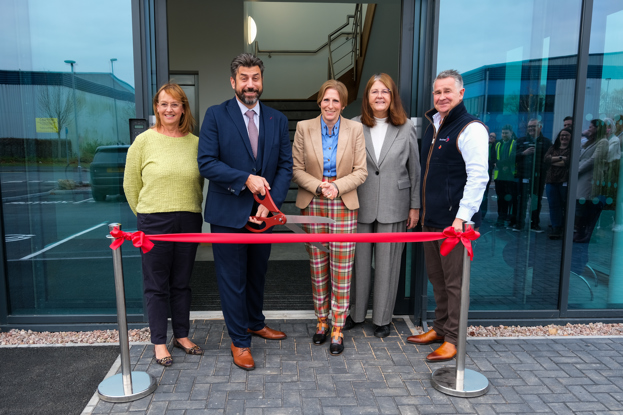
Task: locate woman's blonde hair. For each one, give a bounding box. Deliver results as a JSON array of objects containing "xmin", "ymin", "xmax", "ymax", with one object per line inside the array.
[
  {"xmin": 153, "ymin": 82, "xmax": 196, "ymax": 135},
  {"xmin": 316, "ymin": 80, "xmax": 348, "ymax": 109}
]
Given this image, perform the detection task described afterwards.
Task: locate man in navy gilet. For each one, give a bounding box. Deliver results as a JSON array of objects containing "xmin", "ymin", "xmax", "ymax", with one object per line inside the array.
[{"xmin": 407, "ymin": 70, "xmax": 489, "ymax": 362}]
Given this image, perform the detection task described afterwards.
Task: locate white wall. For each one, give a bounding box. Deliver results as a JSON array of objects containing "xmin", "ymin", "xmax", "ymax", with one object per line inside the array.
[
  {"xmin": 248, "ymin": 2, "xmax": 358, "ymax": 99},
  {"xmin": 167, "ymin": 0, "xmax": 245, "ymax": 123},
  {"xmin": 167, "ymin": 1, "xmax": 401, "ymax": 115}
]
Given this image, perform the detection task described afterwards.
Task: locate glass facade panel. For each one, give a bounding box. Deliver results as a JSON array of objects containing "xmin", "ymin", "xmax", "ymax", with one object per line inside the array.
[
  {"xmin": 0, "ymin": 0, "xmax": 142, "ymax": 315},
  {"xmin": 569, "ymin": 0, "xmax": 623, "ymax": 309},
  {"xmin": 433, "ymin": 0, "xmax": 582, "ymax": 310}
]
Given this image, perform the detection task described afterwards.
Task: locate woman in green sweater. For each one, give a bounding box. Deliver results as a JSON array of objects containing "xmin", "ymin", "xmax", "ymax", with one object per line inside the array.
[{"xmin": 124, "ymin": 83, "xmax": 204, "ymax": 367}]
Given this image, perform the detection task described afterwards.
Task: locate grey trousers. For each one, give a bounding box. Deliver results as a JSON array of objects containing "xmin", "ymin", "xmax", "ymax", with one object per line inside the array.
[{"xmin": 351, "ymin": 220, "xmax": 407, "ymax": 326}]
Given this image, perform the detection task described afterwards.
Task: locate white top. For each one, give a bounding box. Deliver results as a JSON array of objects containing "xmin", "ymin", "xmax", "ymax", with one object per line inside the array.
[
  {"xmin": 607, "ymin": 134, "xmax": 621, "ymax": 163},
  {"xmin": 433, "ymin": 111, "xmax": 490, "ymax": 222},
  {"xmin": 370, "ymin": 117, "xmax": 389, "ymax": 161}
]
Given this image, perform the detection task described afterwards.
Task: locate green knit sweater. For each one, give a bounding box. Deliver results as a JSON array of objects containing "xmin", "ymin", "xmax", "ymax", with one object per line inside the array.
[{"xmin": 123, "ymin": 129, "xmax": 204, "ymax": 215}]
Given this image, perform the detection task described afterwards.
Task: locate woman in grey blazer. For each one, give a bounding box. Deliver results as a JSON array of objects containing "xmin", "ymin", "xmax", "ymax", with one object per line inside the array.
[{"xmin": 346, "ymin": 73, "xmax": 421, "ymax": 338}]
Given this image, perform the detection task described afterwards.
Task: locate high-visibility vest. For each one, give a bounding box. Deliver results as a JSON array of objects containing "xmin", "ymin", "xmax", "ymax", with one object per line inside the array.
[{"xmin": 493, "ymin": 140, "xmax": 515, "ymax": 180}]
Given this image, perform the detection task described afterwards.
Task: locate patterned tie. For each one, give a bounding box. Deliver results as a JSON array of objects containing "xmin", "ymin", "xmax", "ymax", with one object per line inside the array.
[{"xmin": 245, "ymin": 110, "xmax": 258, "ymax": 158}]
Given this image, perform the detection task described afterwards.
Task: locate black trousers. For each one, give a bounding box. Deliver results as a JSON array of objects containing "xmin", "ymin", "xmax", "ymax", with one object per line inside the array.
[
  {"xmin": 494, "ymin": 180, "xmax": 517, "ymax": 223},
  {"xmin": 137, "ymin": 211, "xmax": 202, "ymax": 344}
]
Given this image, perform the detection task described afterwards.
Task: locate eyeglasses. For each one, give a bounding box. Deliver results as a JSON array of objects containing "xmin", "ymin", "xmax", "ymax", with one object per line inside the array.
[
  {"xmin": 158, "ymin": 102, "xmax": 181, "ymax": 110},
  {"xmin": 370, "ymin": 89, "xmax": 391, "ymax": 96}
]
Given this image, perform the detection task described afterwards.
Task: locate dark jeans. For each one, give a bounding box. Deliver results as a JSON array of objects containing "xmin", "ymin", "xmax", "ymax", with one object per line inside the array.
[
  {"xmin": 494, "ymin": 180, "xmax": 517, "ymax": 223},
  {"xmin": 516, "ymin": 177, "xmax": 546, "ymax": 228},
  {"xmin": 137, "ymin": 211, "xmax": 202, "ymax": 344},
  {"xmin": 546, "ymin": 183, "xmax": 567, "ymax": 228}
]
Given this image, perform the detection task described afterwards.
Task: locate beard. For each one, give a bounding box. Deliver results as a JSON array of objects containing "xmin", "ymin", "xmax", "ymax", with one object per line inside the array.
[{"xmin": 236, "ymin": 86, "xmax": 263, "ymax": 106}]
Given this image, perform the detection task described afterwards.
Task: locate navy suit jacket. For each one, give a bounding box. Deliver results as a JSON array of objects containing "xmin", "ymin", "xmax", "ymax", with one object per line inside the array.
[{"xmin": 198, "ymin": 97, "xmax": 293, "ymax": 229}]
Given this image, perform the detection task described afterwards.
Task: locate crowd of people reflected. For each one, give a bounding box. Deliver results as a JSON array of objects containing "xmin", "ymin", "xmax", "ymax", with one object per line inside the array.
[{"xmin": 483, "ymin": 113, "xmax": 623, "ymax": 305}]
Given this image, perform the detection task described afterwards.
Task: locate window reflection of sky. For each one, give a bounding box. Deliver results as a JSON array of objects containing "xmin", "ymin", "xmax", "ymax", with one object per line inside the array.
[
  {"xmin": 0, "ymin": 0, "xmax": 134, "ymax": 86},
  {"xmin": 437, "ymin": 0, "xmax": 587, "ymax": 74}
]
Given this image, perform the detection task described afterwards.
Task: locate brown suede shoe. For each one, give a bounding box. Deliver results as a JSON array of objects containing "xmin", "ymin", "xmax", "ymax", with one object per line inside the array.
[
  {"xmin": 426, "ymin": 342, "xmax": 457, "ymax": 362},
  {"xmin": 407, "ymin": 329, "xmax": 443, "ymax": 344},
  {"xmin": 247, "ymin": 325, "xmax": 287, "ymax": 340},
  {"xmin": 406, "ymin": 329, "xmax": 444, "ymax": 345},
  {"xmin": 230, "ymin": 344, "xmax": 255, "ymax": 370}
]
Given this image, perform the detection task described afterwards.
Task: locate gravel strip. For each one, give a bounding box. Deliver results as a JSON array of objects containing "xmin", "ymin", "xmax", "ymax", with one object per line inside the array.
[{"xmin": 1, "ymin": 322, "xmax": 622, "ymax": 345}]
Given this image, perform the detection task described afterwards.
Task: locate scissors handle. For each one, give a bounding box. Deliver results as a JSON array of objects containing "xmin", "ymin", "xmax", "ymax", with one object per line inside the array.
[{"xmin": 244, "ymin": 186, "xmax": 287, "ymax": 233}]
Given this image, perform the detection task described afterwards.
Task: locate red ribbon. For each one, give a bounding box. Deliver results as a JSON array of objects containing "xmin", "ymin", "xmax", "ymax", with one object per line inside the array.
[
  {"xmin": 439, "ymin": 227, "xmax": 479, "ymax": 260},
  {"xmin": 109, "ymin": 226, "xmax": 480, "ymax": 259},
  {"xmin": 110, "ymin": 227, "xmax": 154, "ymax": 253}
]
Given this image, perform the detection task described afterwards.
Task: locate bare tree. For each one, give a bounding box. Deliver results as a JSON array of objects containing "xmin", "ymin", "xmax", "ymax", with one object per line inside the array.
[{"xmin": 37, "ymin": 85, "xmax": 75, "ymax": 157}]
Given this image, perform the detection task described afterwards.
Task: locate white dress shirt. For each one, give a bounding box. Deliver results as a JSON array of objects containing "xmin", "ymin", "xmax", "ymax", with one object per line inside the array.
[
  {"xmin": 433, "ymin": 111, "xmax": 489, "ymax": 222},
  {"xmin": 236, "ymin": 98, "xmax": 260, "ymax": 131}
]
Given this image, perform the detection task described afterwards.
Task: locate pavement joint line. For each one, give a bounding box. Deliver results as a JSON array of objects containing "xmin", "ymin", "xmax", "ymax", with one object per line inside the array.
[
  {"xmin": 81, "ymin": 354, "xmax": 122, "ymax": 415},
  {"xmin": 19, "ymin": 221, "xmax": 109, "ymax": 260},
  {"xmin": 0, "ymin": 342, "xmax": 152, "ymax": 348}
]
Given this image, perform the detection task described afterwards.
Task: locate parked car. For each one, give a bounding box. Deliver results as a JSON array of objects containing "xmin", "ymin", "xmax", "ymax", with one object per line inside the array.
[{"xmin": 89, "ymin": 145, "xmax": 130, "ymax": 201}]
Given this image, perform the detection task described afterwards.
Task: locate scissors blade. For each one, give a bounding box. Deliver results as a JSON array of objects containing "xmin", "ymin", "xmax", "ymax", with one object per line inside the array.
[
  {"xmin": 284, "ymin": 215, "xmax": 336, "ymax": 224},
  {"xmin": 284, "ymin": 223, "xmax": 330, "ymax": 253}
]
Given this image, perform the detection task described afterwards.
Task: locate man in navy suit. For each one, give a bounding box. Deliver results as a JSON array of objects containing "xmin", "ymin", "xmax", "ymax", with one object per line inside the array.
[{"xmin": 198, "ymin": 53, "xmax": 293, "ymax": 370}]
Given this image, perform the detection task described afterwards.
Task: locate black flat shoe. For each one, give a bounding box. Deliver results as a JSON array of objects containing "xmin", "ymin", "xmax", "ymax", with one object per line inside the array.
[
  {"xmin": 374, "ymin": 324, "xmax": 390, "ymax": 338},
  {"xmin": 312, "ymin": 319, "xmax": 330, "ymax": 345},
  {"xmin": 174, "ymin": 339, "xmax": 204, "ymax": 355},
  {"xmin": 343, "ymin": 315, "xmax": 360, "ymax": 331},
  {"xmin": 329, "ymin": 328, "xmax": 344, "ymax": 355}
]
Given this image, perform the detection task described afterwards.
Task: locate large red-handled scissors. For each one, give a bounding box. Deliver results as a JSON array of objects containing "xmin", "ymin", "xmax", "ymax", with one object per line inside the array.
[{"xmin": 245, "ymin": 187, "xmax": 334, "ymax": 253}]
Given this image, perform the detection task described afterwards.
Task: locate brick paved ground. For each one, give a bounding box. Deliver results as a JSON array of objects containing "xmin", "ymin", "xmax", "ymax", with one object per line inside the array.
[{"xmin": 90, "ymin": 319, "xmax": 623, "ymax": 414}]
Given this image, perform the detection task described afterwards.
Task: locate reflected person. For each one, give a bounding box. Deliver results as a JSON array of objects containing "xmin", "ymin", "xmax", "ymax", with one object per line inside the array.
[
  {"xmin": 346, "ymin": 73, "xmax": 420, "ymax": 338},
  {"xmin": 543, "ymin": 128, "xmax": 571, "ymax": 240},
  {"xmin": 493, "ymin": 125, "xmax": 517, "ymax": 228},
  {"xmin": 124, "ymin": 82, "xmax": 204, "ymax": 367},
  {"xmin": 574, "ymin": 119, "xmax": 608, "ymax": 243},
  {"xmin": 513, "ymin": 119, "xmax": 552, "ymax": 232}
]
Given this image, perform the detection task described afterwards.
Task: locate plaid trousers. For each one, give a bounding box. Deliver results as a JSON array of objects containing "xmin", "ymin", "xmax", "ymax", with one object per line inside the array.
[{"xmin": 301, "ymin": 177, "xmax": 357, "ymax": 328}]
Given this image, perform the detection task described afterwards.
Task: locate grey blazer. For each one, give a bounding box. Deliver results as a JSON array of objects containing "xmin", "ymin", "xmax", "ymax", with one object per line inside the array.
[{"xmin": 353, "ymin": 116, "xmax": 421, "ymax": 224}]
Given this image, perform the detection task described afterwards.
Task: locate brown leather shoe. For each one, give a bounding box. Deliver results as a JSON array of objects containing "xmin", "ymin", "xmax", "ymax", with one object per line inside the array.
[
  {"xmin": 406, "ymin": 329, "xmax": 444, "ymax": 345},
  {"xmin": 426, "ymin": 342, "xmax": 457, "ymax": 362},
  {"xmin": 230, "ymin": 344, "xmax": 255, "ymax": 370},
  {"xmin": 247, "ymin": 325, "xmax": 287, "ymax": 340}
]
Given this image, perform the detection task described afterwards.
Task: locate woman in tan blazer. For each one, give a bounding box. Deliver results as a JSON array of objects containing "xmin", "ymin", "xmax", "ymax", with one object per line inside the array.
[{"xmin": 292, "ymin": 80, "xmax": 367, "ymax": 355}]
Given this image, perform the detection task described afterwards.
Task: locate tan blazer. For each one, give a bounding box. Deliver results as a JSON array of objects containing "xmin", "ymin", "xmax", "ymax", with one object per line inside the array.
[{"xmin": 292, "ymin": 115, "xmax": 368, "ymax": 210}]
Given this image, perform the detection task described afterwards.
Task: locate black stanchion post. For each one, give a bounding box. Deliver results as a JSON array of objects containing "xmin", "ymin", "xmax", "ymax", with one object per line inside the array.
[
  {"xmin": 98, "ymin": 223, "xmax": 157, "ymax": 402},
  {"xmin": 430, "ymin": 221, "xmax": 489, "ymax": 397}
]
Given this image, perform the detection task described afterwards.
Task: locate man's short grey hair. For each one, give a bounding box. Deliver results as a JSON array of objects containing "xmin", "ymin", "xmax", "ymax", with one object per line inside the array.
[
  {"xmin": 433, "ymin": 69, "xmax": 463, "ymax": 90},
  {"xmin": 528, "ymin": 118, "xmax": 543, "ymax": 127},
  {"xmin": 230, "ymin": 53, "xmax": 265, "ymax": 78}
]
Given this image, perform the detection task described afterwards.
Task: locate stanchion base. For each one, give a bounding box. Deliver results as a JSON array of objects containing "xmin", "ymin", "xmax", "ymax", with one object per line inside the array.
[
  {"xmin": 98, "ymin": 371, "xmax": 157, "ymax": 403},
  {"xmin": 431, "ymin": 367, "xmax": 489, "ymax": 397}
]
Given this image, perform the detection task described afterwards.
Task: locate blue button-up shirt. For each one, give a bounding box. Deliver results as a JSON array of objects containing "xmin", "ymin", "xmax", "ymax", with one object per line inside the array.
[{"xmin": 321, "ymin": 116, "xmax": 340, "ymax": 176}]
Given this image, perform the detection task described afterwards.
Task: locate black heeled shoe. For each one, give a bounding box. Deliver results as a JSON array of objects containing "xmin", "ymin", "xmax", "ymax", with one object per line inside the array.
[
  {"xmin": 329, "ymin": 327, "xmax": 344, "ymax": 356},
  {"xmin": 343, "ymin": 315, "xmax": 360, "ymax": 331},
  {"xmin": 312, "ymin": 318, "xmax": 330, "ymax": 345},
  {"xmin": 174, "ymin": 339, "xmax": 204, "ymax": 355},
  {"xmin": 374, "ymin": 324, "xmax": 390, "ymax": 338}
]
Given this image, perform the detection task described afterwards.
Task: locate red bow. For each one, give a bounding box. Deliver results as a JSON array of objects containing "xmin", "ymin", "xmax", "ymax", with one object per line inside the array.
[
  {"xmin": 439, "ymin": 226, "xmax": 479, "ymax": 261},
  {"xmin": 109, "ymin": 228, "xmax": 154, "ymax": 253}
]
